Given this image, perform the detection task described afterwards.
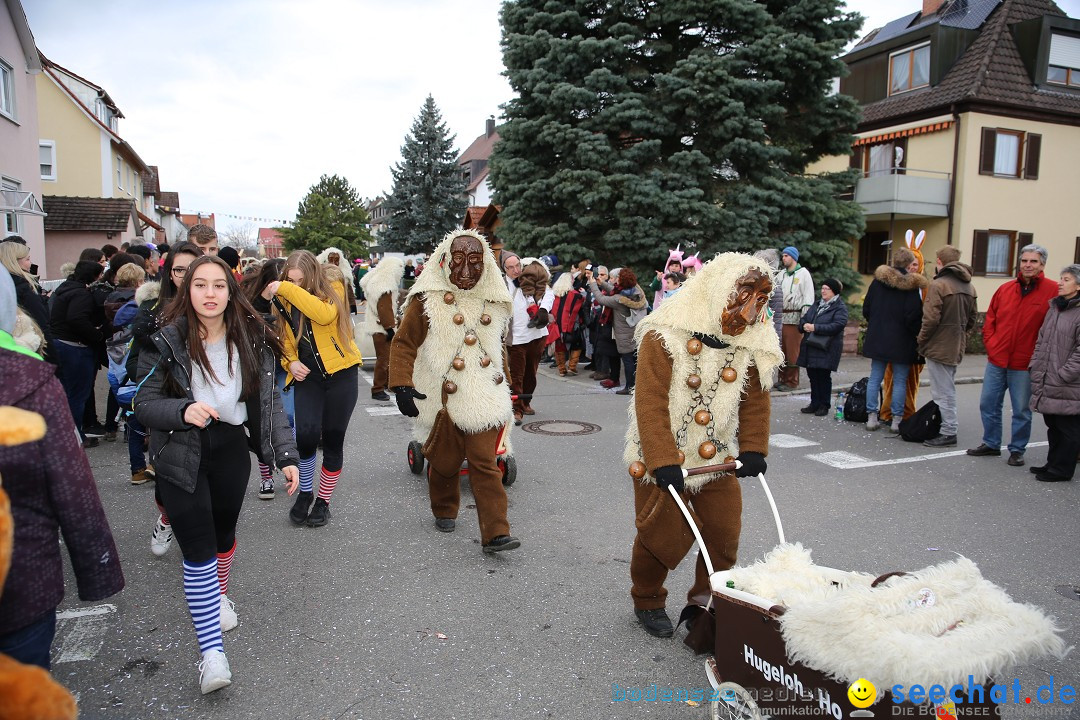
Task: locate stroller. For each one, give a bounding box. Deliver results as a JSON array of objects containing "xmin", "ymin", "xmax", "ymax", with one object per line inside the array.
[{"xmin": 662, "ymin": 475, "xmax": 1065, "ymax": 720}]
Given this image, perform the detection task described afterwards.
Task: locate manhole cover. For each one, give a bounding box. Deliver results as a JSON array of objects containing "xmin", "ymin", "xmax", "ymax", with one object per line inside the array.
[
  {"xmin": 520, "ymin": 420, "xmax": 602, "ymax": 436},
  {"xmin": 1055, "ymin": 585, "xmax": 1080, "ymax": 602}
]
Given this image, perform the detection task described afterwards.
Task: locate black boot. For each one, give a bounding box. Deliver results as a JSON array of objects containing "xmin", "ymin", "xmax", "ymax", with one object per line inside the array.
[
  {"xmin": 306, "ymin": 498, "xmax": 331, "ymax": 527},
  {"xmin": 289, "ymin": 491, "xmax": 314, "ymax": 525},
  {"xmin": 635, "ymin": 608, "xmax": 674, "ymax": 638},
  {"xmin": 481, "ymin": 535, "xmax": 520, "ymax": 553}
]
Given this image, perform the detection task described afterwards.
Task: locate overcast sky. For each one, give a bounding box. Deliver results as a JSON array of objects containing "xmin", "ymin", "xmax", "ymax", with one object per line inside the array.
[{"xmin": 22, "ymin": 0, "xmax": 1080, "ymax": 233}]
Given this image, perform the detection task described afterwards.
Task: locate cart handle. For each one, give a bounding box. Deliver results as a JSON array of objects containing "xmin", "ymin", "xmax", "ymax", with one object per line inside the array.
[{"xmin": 666, "ymin": 473, "xmax": 786, "ymax": 580}]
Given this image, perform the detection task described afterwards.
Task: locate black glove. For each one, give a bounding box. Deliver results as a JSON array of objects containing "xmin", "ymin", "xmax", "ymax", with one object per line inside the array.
[
  {"xmin": 393, "ymin": 386, "xmax": 427, "ymax": 418},
  {"xmin": 653, "ymin": 465, "xmax": 685, "ymax": 493},
  {"xmin": 534, "ymin": 307, "xmax": 549, "ymax": 327},
  {"xmin": 385, "ymin": 328, "xmax": 395, "ymax": 343},
  {"xmin": 735, "ymin": 451, "xmax": 766, "ymax": 478}
]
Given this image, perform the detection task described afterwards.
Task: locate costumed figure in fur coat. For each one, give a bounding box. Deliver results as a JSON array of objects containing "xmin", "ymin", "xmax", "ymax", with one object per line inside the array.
[
  {"xmin": 389, "ymin": 230, "xmax": 520, "ymax": 554},
  {"xmin": 880, "ymin": 229, "xmax": 927, "ymax": 423},
  {"xmin": 317, "ymin": 247, "xmax": 357, "ymax": 314},
  {"xmin": 359, "ymin": 256, "xmax": 405, "ymax": 401},
  {"xmin": 624, "ymin": 253, "xmax": 782, "ymax": 638}
]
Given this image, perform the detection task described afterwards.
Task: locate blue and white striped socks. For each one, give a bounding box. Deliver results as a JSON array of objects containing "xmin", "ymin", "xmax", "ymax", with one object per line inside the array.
[
  {"xmin": 183, "ymin": 558, "xmax": 222, "ymax": 654},
  {"xmin": 299, "ymin": 454, "xmax": 316, "ymax": 493}
]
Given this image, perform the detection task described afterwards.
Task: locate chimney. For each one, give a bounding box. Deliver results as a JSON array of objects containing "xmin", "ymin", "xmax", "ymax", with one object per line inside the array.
[
  {"xmin": 486, "ymin": 116, "xmax": 496, "ymax": 137},
  {"xmin": 923, "ymin": 0, "xmax": 948, "ymax": 16}
]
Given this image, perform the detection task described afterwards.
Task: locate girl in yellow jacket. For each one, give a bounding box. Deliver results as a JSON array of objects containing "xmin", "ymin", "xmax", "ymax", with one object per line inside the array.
[{"xmin": 266, "ymin": 250, "xmax": 361, "ymax": 527}]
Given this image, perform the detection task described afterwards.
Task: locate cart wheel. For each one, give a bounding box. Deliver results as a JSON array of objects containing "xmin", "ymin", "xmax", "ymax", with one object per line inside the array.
[
  {"xmin": 407, "ymin": 441, "xmax": 425, "ymax": 475},
  {"xmin": 501, "ymin": 456, "xmax": 517, "ymax": 487},
  {"xmin": 710, "ymin": 682, "xmax": 762, "ymax": 720}
]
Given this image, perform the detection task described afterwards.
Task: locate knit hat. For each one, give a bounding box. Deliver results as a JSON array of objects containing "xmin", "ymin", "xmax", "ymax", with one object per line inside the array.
[
  {"xmin": 821, "ymin": 278, "xmax": 843, "ymax": 296},
  {"xmin": 218, "ymin": 246, "xmax": 240, "ymax": 269},
  {"xmin": 781, "ymin": 246, "xmax": 799, "ymax": 262}
]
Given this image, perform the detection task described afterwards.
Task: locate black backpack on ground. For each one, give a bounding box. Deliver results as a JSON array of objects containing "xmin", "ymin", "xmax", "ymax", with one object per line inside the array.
[
  {"xmin": 899, "ymin": 401, "xmax": 942, "ymax": 442},
  {"xmin": 843, "ymin": 377, "xmax": 870, "ymax": 423}
]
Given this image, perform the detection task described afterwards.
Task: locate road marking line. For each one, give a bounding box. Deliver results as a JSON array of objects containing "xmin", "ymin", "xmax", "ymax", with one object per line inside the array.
[
  {"xmin": 770, "ymin": 434, "xmax": 819, "ymax": 448},
  {"xmin": 366, "ymin": 406, "xmax": 399, "ymax": 416},
  {"xmin": 55, "ymin": 604, "xmax": 116, "ymax": 664},
  {"xmin": 807, "ymin": 441, "xmax": 1048, "ymax": 469}
]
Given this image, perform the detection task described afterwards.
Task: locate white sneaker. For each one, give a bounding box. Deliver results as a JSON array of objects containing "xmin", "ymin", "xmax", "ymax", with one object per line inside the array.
[
  {"xmin": 198, "ymin": 649, "xmax": 232, "ymax": 694},
  {"xmin": 219, "ymin": 595, "xmax": 238, "ymax": 632},
  {"xmin": 150, "ymin": 517, "xmax": 173, "ymax": 557}
]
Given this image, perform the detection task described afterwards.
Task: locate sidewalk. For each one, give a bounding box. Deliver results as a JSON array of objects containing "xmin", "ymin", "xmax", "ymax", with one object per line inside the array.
[{"xmin": 777, "ymin": 353, "xmax": 987, "ymax": 397}]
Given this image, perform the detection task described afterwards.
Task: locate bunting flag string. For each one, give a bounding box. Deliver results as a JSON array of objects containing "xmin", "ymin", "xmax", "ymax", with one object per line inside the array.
[{"xmin": 156, "ymin": 206, "xmax": 295, "ymax": 226}]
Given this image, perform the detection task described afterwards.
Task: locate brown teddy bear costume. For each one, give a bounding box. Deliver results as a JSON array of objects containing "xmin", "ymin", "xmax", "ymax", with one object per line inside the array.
[
  {"xmin": 389, "ymin": 230, "xmax": 520, "ymax": 553},
  {"xmin": 624, "ymin": 253, "xmax": 783, "ymax": 637}
]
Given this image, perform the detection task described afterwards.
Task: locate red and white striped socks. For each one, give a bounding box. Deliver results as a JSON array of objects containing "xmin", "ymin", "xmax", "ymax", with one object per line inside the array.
[
  {"xmin": 217, "ymin": 540, "xmax": 236, "ymax": 596},
  {"xmin": 317, "ymin": 467, "xmax": 340, "ymax": 503}
]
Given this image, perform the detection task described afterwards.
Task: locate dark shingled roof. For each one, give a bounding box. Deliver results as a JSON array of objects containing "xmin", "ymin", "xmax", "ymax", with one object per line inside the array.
[
  {"xmin": 854, "ymin": 0, "xmax": 1080, "ymax": 127},
  {"xmin": 158, "ymin": 191, "xmax": 180, "ymax": 210},
  {"xmin": 43, "ymin": 196, "xmax": 137, "ymax": 232},
  {"xmin": 141, "ymin": 166, "xmax": 160, "ymax": 198}
]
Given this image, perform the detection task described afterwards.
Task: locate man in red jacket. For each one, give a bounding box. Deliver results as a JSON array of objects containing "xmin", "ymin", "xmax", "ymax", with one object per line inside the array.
[{"xmin": 967, "ymin": 244, "xmax": 1059, "ymax": 466}]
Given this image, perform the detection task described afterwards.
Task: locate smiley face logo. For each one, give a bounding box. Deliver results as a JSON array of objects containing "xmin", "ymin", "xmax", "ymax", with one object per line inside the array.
[{"xmin": 848, "ymin": 678, "xmax": 877, "ymax": 708}]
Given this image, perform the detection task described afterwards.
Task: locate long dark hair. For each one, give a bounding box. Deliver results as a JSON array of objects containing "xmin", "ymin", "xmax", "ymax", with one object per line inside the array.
[
  {"xmin": 159, "ymin": 241, "xmax": 203, "ymax": 306},
  {"xmin": 242, "ymin": 258, "xmax": 285, "ymax": 304},
  {"xmin": 160, "ymin": 255, "xmax": 282, "ymax": 400}
]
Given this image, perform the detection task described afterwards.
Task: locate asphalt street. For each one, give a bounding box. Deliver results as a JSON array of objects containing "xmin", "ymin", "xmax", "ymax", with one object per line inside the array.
[{"xmin": 56, "ymin": 357, "xmax": 1079, "ymax": 720}]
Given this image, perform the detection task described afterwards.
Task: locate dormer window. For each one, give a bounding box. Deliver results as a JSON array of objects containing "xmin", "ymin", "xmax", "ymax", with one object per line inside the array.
[
  {"xmin": 889, "ymin": 43, "xmax": 930, "ymax": 95},
  {"xmin": 1047, "ymin": 33, "xmax": 1080, "ymax": 87}
]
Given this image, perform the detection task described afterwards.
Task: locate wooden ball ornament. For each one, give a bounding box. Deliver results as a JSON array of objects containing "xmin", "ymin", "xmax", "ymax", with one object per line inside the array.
[
  {"xmin": 453, "ymin": 313, "xmax": 465, "ymax": 325},
  {"xmin": 676, "ymin": 450, "xmax": 686, "ymax": 465},
  {"xmin": 694, "ymin": 409, "xmax": 712, "ymax": 426},
  {"xmin": 721, "ymin": 367, "xmax": 738, "ymax": 383},
  {"xmin": 443, "ymin": 380, "xmax": 458, "ymax": 395},
  {"xmin": 443, "ymin": 292, "xmax": 455, "ymax": 304},
  {"xmin": 687, "ymin": 338, "xmax": 703, "ymax": 355},
  {"xmin": 464, "ymin": 333, "xmax": 478, "ymax": 346},
  {"xmin": 480, "ymin": 314, "xmax": 492, "ymax": 325},
  {"xmin": 687, "ymin": 374, "xmax": 702, "ymax": 390},
  {"xmin": 724, "ymin": 456, "xmax": 735, "ymax": 465},
  {"xmin": 479, "ymin": 355, "xmax": 492, "ymax": 368},
  {"xmin": 698, "ymin": 441, "xmax": 718, "ymax": 460},
  {"xmin": 629, "ymin": 461, "xmax": 647, "ymax": 479},
  {"xmin": 494, "ymin": 373, "xmax": 504, "ymax": 385},
  {"xmin": 452, "ymin": 357, "xmax": 466, "ymax": 371}
]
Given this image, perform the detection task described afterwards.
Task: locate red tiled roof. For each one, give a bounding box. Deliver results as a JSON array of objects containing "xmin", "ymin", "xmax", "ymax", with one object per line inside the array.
[
  {"xmin": 855, "ymin": 0, "xmax": 1080, "ymax": 128},
  {"xmin": 43, "ymin": 196, "xmax": 137, "ymax": 232},
  {"xmin": 258, "ymin": 227, "xmax": 284, "ymax": 241}
]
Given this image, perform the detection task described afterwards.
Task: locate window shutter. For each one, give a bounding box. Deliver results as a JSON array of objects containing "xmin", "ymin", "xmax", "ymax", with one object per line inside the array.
[
  {"xmin": 972, "ymin": 230, "xmax": 989, "ymax": 275},
  {"xmin": 1023, "ymin": 134, "xmax": 1041, "ymax": 179},
  {"xmin": 979, "ymin": 128, "xmax": 997, "ymax": 175},
  {"xmin": 850, "ymin": 145, "xmax": 864, "ymax": 173}
]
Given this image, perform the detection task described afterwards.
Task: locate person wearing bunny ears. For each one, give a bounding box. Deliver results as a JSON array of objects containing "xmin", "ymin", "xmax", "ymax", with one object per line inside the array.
[{"xmin": 777, "ymin": 246, "xmax": 814, "ymax": 391}]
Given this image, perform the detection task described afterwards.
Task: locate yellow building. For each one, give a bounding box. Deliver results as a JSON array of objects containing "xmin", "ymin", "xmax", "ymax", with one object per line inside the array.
[
  {"xmin": 810, "ymin": 0, "xmax": 1080, "ymax": 299},
  {"xmin": 36, "ymin": 53, "xmax": 155, "ymax": 275}
]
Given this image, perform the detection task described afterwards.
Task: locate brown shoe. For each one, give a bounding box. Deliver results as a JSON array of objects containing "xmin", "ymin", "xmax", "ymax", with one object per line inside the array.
[
  {"xmin": 514, "ymin": 411, "xmax": 523, "ymax": 426},
  {"xmin": 592, "ymin": 372, "xmax": 610, "ymax": 381},
  {"xmin": 523, "ymin": 405, "xmax": 535, "ymax": 416},
  {"xmin": 131, "ymin": 468, "xmax": 150, "ymax": 485}
]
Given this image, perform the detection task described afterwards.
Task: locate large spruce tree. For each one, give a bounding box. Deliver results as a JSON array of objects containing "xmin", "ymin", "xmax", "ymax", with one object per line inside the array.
[
  {"xmin": 281, "ymin": 174, "xmax": 373, "ymax": 259},
  {"xmin": 382, "ymin": 96, "xmax": 466, "ymax": 254},
  {"xmin": 489, "ymin": 0, "xmax": 866, "ymax": 290}
]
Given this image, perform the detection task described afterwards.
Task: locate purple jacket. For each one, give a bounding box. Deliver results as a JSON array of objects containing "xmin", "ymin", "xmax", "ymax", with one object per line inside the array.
[{"xmin": 0, "ymin": 348, "xmax": 124, "ymax": 634}]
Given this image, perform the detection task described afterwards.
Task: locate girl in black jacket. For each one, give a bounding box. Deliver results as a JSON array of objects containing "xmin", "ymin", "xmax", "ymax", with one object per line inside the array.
[{"xmin": 134, "ymin": 255, "xmax": 298, "ymax": 695}]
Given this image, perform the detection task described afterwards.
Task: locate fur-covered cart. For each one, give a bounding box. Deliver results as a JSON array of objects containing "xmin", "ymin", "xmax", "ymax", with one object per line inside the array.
[{"xmin": 664, "ymin": 478, "xmax": 1069, "ymax": 720}]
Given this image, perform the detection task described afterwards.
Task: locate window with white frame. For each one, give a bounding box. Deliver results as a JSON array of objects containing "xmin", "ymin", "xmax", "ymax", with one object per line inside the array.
[
  {"xmin": 2, "ymin": 177, "xmax": 21, "ymax": 235},
  {"xmin": 889, "ymin": 43, "xmax": 930, "ymax": 95},
  {"xmin": 0, "ymin": 59, "xmax": 15, "ymax": 120},
  {"xmin": 39, "ymin": 141, "xmax": 56, "ymax": 181},
  {"xmin": 1048, "ymin": 33, "xmax": 1080, "ymax": 87}
]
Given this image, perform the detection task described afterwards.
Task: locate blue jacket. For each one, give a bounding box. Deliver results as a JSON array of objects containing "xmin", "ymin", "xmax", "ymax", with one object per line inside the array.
[{"xmin": 796, "ymin": 298, "xmax": 848, "ymax": 371}]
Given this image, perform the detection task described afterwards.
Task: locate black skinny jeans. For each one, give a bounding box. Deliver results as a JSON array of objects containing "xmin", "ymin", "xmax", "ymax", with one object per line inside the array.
[
  {"xmin": 156, "ymin": 422, "xmax": 250, "ymax": 563},
  {"xmin": 293, "ymin": 364, "xmax": 359, "ymax": 472}
]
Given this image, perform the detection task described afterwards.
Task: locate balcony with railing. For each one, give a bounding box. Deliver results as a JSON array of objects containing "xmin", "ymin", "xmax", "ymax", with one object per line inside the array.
[{"xmin": 854, "ymin": 167, "xmax": 951, "ymax": 219}]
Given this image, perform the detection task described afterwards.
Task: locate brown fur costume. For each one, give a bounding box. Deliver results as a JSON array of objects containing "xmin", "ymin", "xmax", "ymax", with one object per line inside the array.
[
  {"xmin": 0, "ymin": 406, "xmax": 77, "ymax": 720},
  {"xmin": 388, "ymin": 231, "xmax": 516, "ymax": 543},
  {"xmin": 624, "ymin": 254, "xmax": 782, "ymax": 611}
]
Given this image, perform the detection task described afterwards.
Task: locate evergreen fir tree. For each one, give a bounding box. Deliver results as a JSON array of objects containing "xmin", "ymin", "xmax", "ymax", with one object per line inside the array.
[
  {"xmin": 281, "ymin": 174, "xmax": 373, "ymax": 259},
  {"xmin": 489, "ymin": 0, "xmax": 866, "ymax": 290},
  {"xmin": 383, "ymin": 96, "xmax": 466, "ymax": 254}
]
